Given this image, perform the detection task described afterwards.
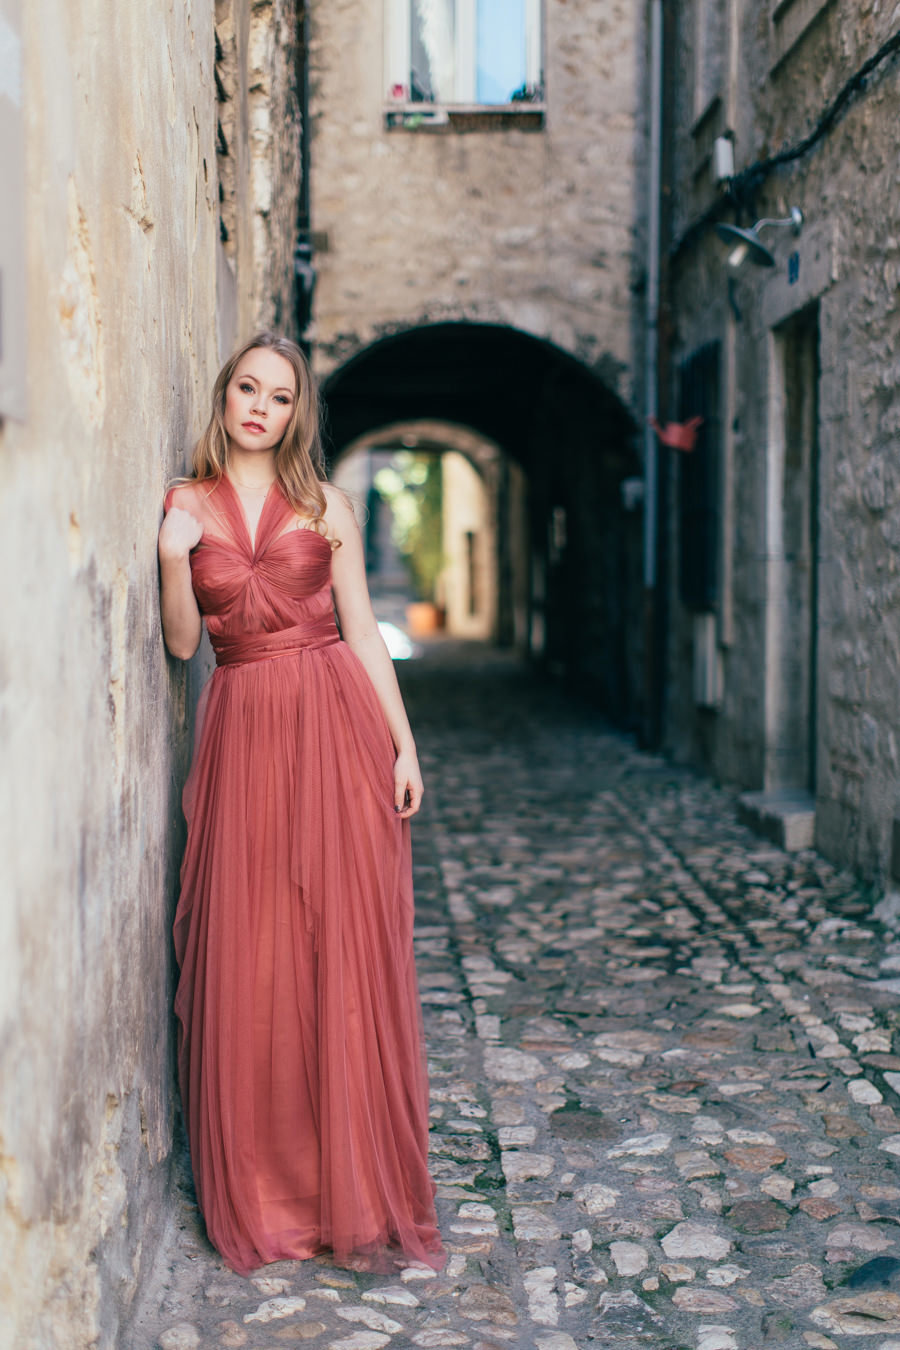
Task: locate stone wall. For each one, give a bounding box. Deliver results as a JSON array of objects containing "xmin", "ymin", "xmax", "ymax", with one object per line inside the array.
[
  {"xmin": 307, "ymin": 0, "xmax": 645, "ymax": 410},
  {"xmin": 0, "ymin": 2, "xmax": 301, "ymax": 1345},
  {"xmin": 440, "ymin": 451, "xmax": 498, "ymax": 641},
  {"xmin": 662, "ymin": 1, "xmax": 900, "ymax": 881},
  {"xmin": 215, "ymin": 0, "xmax": 303, "ymax": 343}
]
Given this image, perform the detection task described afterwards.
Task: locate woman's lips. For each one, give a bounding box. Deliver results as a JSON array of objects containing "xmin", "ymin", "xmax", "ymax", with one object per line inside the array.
[{"xmin": 243, "ymin": 421, "xmax": 265, "ymax": 433}]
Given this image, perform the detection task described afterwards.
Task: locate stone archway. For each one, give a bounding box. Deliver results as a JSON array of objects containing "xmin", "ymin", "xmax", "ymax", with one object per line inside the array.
[
  {"xmin": 333, "ymin": 420, "xmax": 529, "ymax": 648},
  {"xmin": 322, "ymin": 322, "xmax": 641, "ymax": 722}
]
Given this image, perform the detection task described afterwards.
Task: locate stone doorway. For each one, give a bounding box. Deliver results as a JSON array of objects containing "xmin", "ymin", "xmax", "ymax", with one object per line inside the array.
[{"xmin": 766, "ymin": 303, "xmax": 821, "ymax": 797}]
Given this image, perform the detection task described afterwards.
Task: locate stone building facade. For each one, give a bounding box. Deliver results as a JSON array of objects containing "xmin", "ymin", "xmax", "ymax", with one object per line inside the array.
[
  {"xmin": 0, "ymin": 2, "xmax": 302, "ymax": 1345},
  {"xmin": 657, "ymin": 1, "xmax": 900, "ymax": 881},
  {"xmin": 308, "ymin": 0, "xmax": 644, "ymax": 392},
  {"xmin": 305, "ymin": 0, "xmax": 648, "ymax": 715}
]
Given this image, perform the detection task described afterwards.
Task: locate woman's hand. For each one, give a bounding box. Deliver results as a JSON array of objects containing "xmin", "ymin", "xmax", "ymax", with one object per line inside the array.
[
  {"xmin": 159, "ymin": 505, "xmax": 204, "ymax": 659},
  {"xmin": 159, "ymin": 506, "xmax": 204, "ymax": 562},
  {"xmin": 393, "ymin": 749, "xmax": 424, "ymax": 819}
]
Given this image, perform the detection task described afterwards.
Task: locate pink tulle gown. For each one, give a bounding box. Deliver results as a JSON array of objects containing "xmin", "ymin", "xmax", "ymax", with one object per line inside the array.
[{"xmin": 164, "ymin": 477, "xmax": 444, "ymax": 1277}]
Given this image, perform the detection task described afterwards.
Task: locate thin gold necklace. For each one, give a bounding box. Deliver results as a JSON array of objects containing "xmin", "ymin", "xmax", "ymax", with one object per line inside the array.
[{"xmin": 228, "ymin": 473, "xmax": 275, "ymax": 494}]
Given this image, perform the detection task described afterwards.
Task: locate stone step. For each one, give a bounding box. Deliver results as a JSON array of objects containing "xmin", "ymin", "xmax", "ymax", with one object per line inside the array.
[{"xmin": 737, "ymin": 789, "xmax": 816, "ymax": 852}]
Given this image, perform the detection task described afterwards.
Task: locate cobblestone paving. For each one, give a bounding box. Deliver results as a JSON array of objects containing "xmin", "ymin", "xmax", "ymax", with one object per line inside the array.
[{"xmin": 133, "ymin": 650, "xmax": 900, "ymax": 1350}]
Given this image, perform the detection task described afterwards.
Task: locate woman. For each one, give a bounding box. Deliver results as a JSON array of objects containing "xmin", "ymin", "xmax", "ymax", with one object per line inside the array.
[{"xmin": 158, "ymin": 332, "xmax": 444, "ymax": 1276}]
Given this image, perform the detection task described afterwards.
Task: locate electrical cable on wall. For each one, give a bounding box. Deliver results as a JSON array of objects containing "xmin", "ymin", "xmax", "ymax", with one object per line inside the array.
[{"xmin": 672, "ymin": 26, "xmax": 900, "ymax": 260}]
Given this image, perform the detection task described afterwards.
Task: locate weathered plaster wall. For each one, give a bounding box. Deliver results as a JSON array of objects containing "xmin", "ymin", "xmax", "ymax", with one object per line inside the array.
[
  {"xmin": 0, "ymin": 3, "xmax": 301, "ymax": 1346},
  {"xmin": 216, "ymin": 0, "xmax": 303, "ymax": 341},
  {"xmin": 308, "ymin": 0, "xmax": 645, "ymax": 409},
  {"xmin": 663, "ymin": 0, "xmax": 900, "ymax": 881},
  {"xmin": 441, "ymin": 451, "xmax": 498, "ymax": 641}
]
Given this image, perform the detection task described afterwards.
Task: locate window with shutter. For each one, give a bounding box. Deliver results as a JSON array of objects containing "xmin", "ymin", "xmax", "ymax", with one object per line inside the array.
[
  {"xmin": 678, "ymin": 342, "xmax": 722, "ymax": 612},
  {"xmin": 386, "ymin": 0, "xmax": 542, "ymax": 110}
]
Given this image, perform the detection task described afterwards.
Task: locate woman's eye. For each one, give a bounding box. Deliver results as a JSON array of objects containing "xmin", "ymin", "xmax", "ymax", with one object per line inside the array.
[
  {"xmin": 239, "ymin": 383, "xmax": 254, "ymax": 394},
  {"xmin": 275, "ymin": 395, "xmax": 291, "ymax": 404}
]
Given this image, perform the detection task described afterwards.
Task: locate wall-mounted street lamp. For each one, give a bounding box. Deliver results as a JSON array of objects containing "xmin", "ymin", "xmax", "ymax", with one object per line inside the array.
[{"xmin": 715, "ymin": 207, "xmax": 804, "ymax": 269}]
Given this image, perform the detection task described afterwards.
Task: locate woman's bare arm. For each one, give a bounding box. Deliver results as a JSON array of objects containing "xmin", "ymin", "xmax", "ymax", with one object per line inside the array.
[{"xmin": 326, "ymin": 487, "xmax": 424, "ymax": 818}]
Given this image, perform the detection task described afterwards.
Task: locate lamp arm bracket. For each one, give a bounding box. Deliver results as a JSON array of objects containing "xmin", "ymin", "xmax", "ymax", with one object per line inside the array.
[{"xmin": 756, "ymin": 209, "xmax": 804, "ymax": 236}]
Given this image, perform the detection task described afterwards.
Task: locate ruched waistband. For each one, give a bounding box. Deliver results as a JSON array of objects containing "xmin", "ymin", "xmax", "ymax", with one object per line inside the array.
[{"xmin": 211, "ymin": 617, "xmax": 341, "ymax": 667}]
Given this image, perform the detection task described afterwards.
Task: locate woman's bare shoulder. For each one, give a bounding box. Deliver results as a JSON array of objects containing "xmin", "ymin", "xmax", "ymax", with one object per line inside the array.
[
  {"xmin": 322, "ymin": 483, "xmax": 360, "ymax": 527},
  {"xmin": 322, "ymin": 481, "xmax": 352, "ymax": 509},
  {"xmin": 165, "ymin": 478, "xmax": 214, "ymax": 513}
]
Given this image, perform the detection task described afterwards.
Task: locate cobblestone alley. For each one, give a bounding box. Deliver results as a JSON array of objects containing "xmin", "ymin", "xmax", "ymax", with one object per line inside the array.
[{"xmin": 134, "ymin": 649, "xmax": 900, "ymax": 1350}]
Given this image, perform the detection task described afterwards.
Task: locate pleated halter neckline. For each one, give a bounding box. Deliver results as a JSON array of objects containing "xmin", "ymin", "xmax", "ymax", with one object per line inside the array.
[{"xmin": 221, "ymin": 473, "xmax": 280, "ymax": 556}]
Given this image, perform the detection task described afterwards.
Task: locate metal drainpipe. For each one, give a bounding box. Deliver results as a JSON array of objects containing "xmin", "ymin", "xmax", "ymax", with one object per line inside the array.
[
  {"xmin": 294, "ymin": 0, "xmax": 315, "ymax": 352},
  {"xmin": 644, "ymin": 0, "xmax": 663, "ymax": 593},
  {"xmin": 641, "ymin": 0, "xmax": 664, "ymax": 744},
  {"xmin": 298, "ymin": 0, "xmax": 311, "ymax": 237}
]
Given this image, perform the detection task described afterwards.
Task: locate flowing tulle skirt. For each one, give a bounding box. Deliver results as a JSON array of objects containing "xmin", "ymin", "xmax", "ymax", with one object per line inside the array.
[{"xmin": 173, "ymin": 641, "xmax": 444, "ymax": 1275}]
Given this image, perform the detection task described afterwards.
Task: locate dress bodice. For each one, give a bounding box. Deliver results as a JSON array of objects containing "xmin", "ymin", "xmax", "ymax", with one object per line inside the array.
[{"xmin": 165, "ymin": 477, "xmax": 335, "ymax": 639}]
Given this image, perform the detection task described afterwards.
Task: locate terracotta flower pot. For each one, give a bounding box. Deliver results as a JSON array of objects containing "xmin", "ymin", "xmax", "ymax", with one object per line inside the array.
[{"xmin": 405, "ymin": 601, "xmax": 444, "ymax": 636}]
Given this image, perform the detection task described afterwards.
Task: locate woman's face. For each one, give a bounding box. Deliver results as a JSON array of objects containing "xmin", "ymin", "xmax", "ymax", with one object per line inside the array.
[{"xmin": 223, "ymin": 348, "xmax": 297, "ymax": 456}]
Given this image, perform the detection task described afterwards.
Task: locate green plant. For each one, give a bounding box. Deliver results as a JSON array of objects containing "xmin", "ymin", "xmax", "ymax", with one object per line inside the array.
[{"xmin": 373, "ymin": 452, "xmax": 445, "ymax": 600}]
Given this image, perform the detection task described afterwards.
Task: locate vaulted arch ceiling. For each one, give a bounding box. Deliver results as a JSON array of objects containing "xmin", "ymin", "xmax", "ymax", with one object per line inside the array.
[{"xmin": 320, "ymin": 322, "xmax": 636, "ymax": 475}]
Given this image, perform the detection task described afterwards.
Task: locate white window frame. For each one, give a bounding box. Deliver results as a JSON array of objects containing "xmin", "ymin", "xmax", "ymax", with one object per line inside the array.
[{"xmin": 385, "ymin": 0, "xmax": 543, "ymax": 109}]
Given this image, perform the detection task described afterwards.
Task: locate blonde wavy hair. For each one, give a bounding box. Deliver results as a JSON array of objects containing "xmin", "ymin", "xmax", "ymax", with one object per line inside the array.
[{"xmin": 191, "ymin": 331, "xmax": 331, "ymax": 536}]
